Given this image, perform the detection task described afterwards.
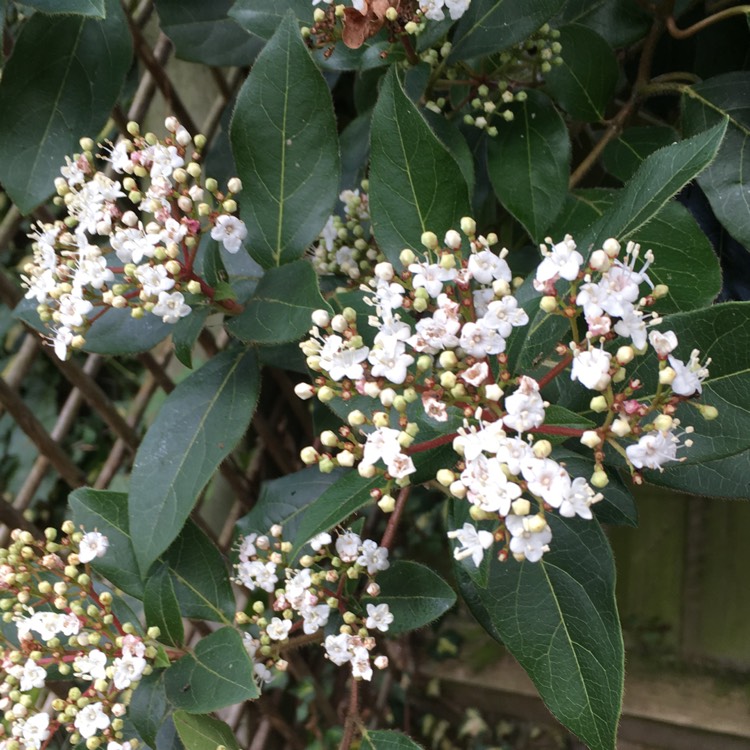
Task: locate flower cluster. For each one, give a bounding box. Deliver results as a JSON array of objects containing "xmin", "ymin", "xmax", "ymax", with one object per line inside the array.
[
  {"xmin": 234, "ymin": 525, "xmax": 392, "ymax": 684},
  {"xmin": 295, "ymin": 220, "xmax": 715, "ymax": 565},
  {"xmin": 310, "ymin": 186, "xmax": 382, "ymax": 282},
  {"xmin": 21, "ymin": 117, "xmax": 247, "ymax": 360},
  {"xmin": 422, "ymin": 24, "xmax": 563, "ymax": 135},
  {"xmin": 0, "ymin": 524, "xmax": 158, "ymax": 749}
]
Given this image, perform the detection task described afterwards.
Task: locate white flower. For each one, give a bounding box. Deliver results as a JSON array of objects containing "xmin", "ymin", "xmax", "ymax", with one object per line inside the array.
[
  {"xmin": 368, "ymin": 337, "xmax": 414, "ymax": 384},
  {"xmin": 73, "ymin": 649, "xmax": 107, "ymax": 681},
  {"xmin": 502, "ymin": 376, "xmax": 545, "ymax": 433},
  {"xmin": 668, "ymin": 350, "xmax": 709, "ymax": 396},
  {"xmin": 649, "ymin": 330, "xmax": 678, "ymax": 358},
  {"xmin": 237, "ymin": 560, "xmax": 278, "ymax": 592},
  {"xmin": 74, "ymin": 701, "xmax": 111, "ymax": 739},
  {"xmin": 447, "ymin": 523, "xmax": 494, "ymax": 566},
  {"xmin": 626, "ymin": 430, "xmax": 678, "ymax": 470},
  {"xmin": 409, "ymin": 262, "xmax": 456, "ymax": 298},
  {"xmin": 134, "ymin": 263, "xmax": 175, "ymax": 297},
  {"xmin": 536, "ymin": 235, "xmax": 583, "ymax": 283},
  {"xmin": 307, "ymin": 532, "xmax": 332, "ymax": 551},
  {"xmin": 570, "ymin": 347, "xmax": 612, "ymax": 391},
  {"xmin": 505, "ymin": 514, "xmax": 552, "ymax": 563},
  {"xmin": 211, "ymin": 215, "xmax": 248, "ymax": 253},
  {"xmin": 558, "ymin": 477, "xmax": 600, "ymax": 520},
  {"xmin": 18, "ymin": 713, "xmax": 50, "ymax": 750},
  {"xmin": 386, "ymin": 451, "xmax": 416, "ymax": 479},
  {"xmin": 151, "ymin": 291, "xmax": 191, "ymax": 324},
  {"xmin": 356, "ymin": 540, "xmax": 390, "ymax": 574},
  {"xmin": 324, "ymin": 633, "xmax": 353, "ymax": 665},
  {"xmin": 112, "ymin": 653, "xmax": 147, "ymax": 690},
  {"xmin": 365, "ymin": 602, "xmax": 394, "ymax": 632},
  {"xmin": 467, "ymin": 249, "xmax": 511, "ymax": 284},
  {"xmin": 78, "ymin": 531, "xmax": 109, "ymax": 563},
  {"xmin": 351, "ymin": 646, "xmax": 373, "ymax": 680},
  {"xmin": 19, "ymin": 659, "xmax": 47, "ymax": 692},
  {"xmin": 266, "ymin": 617, "xmax": 293, "ymax": 641},
  {"xmin": 301, "ymin": 604, "xmax": 330, "ymax": 634},
  {"xmin": 335, "ymin": 532, "xmax": 362, "ymax": 562}
]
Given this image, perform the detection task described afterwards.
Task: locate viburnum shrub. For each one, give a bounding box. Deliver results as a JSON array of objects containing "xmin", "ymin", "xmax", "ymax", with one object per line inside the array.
[{"xmin": 2, "ymin": 1, "xmax": 750, "ymax": 749}]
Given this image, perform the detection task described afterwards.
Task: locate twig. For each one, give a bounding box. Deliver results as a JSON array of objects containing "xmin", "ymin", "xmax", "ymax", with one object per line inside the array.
[
  {"xmin": 666, "ymin": 6, "xmax": 750, "ymax": 38},
  {"xmin": 380, "ymin": 486, "xmax": 411, "ymax": 550},
  {"xmin": 338, "ymin": 679, "xmax": 360, "ymax": 750}
]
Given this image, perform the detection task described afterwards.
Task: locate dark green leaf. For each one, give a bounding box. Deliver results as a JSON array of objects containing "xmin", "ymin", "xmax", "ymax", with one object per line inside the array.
[
  {"xmin": 173, "ymin": 308, "xmax": 210, "ymax": 369},
  {"xmin": 230, "ymin": 12, "xmax": 340, "ymax": 268},
  {"xmin": 165, "ymin": 627, "xmax": 259, "ymax": 712},
  {"xmin": 173, "ymin": 712, "xmax": 240, "ymax": 750},
  {"xmin": 629, "ymin": 302, "xmax": 750, "ymax": 466},
  {"xmin": 682, "ymin": 72, "xmax": 750, "ymax": 251},
  {"xmin": 549, "ymin": 188, "xmax": 615, "ymax": 236},
  {"xmin": 487, "ymin": 90, "xmax": 569, "ymax": 242},
  {"xmin": 226, "ymin": 260, "xmax": 330, "ymax": 344},
  {"xmin": 155, "ymin": 716, "xmax": 186, "ymax": 750},
  {"xmin": 542, "ymin": 405, "xmax": 596, "ymax": 443},
  {"xmin": 601, "ymin": 126, "xmax": 679, "ymax": 183},
  {"xmin": 236, "ymin": 466, "xmax": 343, "ymax": 546},
  {"xmin": 449, "ymin": 0, "xmax": 566, "ymax": 61},
  {"xmin": 24, "ymin": 0, "xmax": 105, "ymax": 16},
  {"xmin": 582, "ymin": 120, "xmax": 728, "ymax": 249},
  {"xmin": 129, "ymin": 347, "xmax": 260, "ymax": 575},
  {"xmin": 652, "ymin": 449, "xmax": 750, "ymax": 498},
  {"xmin": 367, "ymin": 561, "xmax": 456, "ymax": 634},
  {"xmin": 369, "ymin": 68, "xmax": 471, "ymax": 266},
  {"xmin": 129, "ymin": 671, "xmax": 170, "ymax": 748},
  {"xmin": 454, "ymin": 506, "xmax": 623, "ymax": 750},
  {"xmin": 340, "ymin": 112, "xmax": 372, "ymax": 193},
  {"xmin": 629, "ymin": 202, "xmax": 721, "ymax": 314},
  {"xmin": 558, "ymin": 0, "xmax": 650, "ymax": 48},
  {"xmin": 0, "ymin": 0, "xmax": 131, "ymax": 213},
  {"xmin": 154, "ymin": 0, "xmax": 261, "ymax": 66},
  {"xmin": 161, "ymin": 521, "xmax": 236, "ymax": 625},
  {"xmin": 69, "ymin": 488, "xmax": 143, "ymax": 598},
  {"xmin": 361, "ymin": 730, "xmax": 425, "ymax": 750},
  {"xmin": 228, "ymin": 0, "xmax": 313, "ymax": 40},
  {"xmin": 144, "ymin": 563, "xmax": 184, "ymax": 647},
  {"xmin": 545, "ymin": 25, "xmax": 618, "ymax": 122},
  {"xmin": 424, "ymin": 111, "xmax": 475, "ymax": 192}
]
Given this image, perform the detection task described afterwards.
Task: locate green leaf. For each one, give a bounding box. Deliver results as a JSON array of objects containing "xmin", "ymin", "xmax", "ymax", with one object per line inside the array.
[
  {"xmin": 23, "ymin": 0, "xmax": 105, "ymax": 16},
  {"xmin": 340, "ymin": 112, "xmax": 372, "ymax": 193},
  {"xmin": 601, "ymin": 126, "xmax": 679, "ymax": 183},
  {"xmin": 361, "ymin": 730, "xmax": 425, "ymax": 750},
  {"xmin": 487, "ymin": 90, "xmax": 569, "ymax": 242},
  {"xmin": 652, "ymin": 449, "xmax": 750, "ymax": 498},
  {"xmin": 129, "ymin": 347, "xmax": 260, "ymax": 575},
  {"xmin": 161, "ymin": 521, "xmax": 236, "ymax": 625},
  {"xmin": 449, "ymin": 0, "xmax": 566, "ymax": 61},
  {"xmin": 682, "ymin": 72, "xmax": 750, "ymax": 251},
  {"xmin": 369, "ymin": 68, "xmax": 471, "ymax": 266},
  {"xmin": 70, "ymin": 490, "xmax": 237, "ymax": 624},
  {"xmin": 129, "ymin": 671, "xmax": 170, "ymax": 748},
  {"xmin": 154, "ymin": 0, "xmax": 261, "ymax": 66},
  {"xmin": 291, "ymin": 470, "xmax": 381, "ymax": 557},
  {"xmin": 549, "ymin": 188, "xmax": 615, "ymax": 236},
  {"xmin": 628, "ymin": 202, "xmax": 721, "ymax": 314},
  {"xmin": 236, "ymin": 467, "xmax": 342, "ymax": 544},
  {"xmin": 424, "ymin": 111, "xmax": 476, "ymax": 192},
  {"xmin": 367, "ymin": 561, "xmax": 456, "ymax": 634},
  {"xmin": 226, "ymin": 260, "xmax": 330, "ymax": 344},
  {"xmin": 453, "ymin": 507, "xmax": 623, "ymax": 750},
  {"xmin": 144, "ymin": 563, "xmax": 184, "ymax": 647},
  {"xmin": 629, "ymin": 302, "xmax": 750, "ymax": 465},
  {"xmin": 545, "ymin": 25, "xmax": 618, "ymax": 122},
  {"xmin": 228, "ymin": 0, "xmax": 313, "ymax": 40},
  {"xmin": 0, "ymin": 0, "xmax": 131, "ymax": 213},
  {"xmin": 542, "ymin": 404, "xmax": 596, "ymax": 443},
  {"xmin": 230, "ymin": 12, "xmax": 340, "ymax": 268},
  {"xmin": 582, "ymin": 120, "xmax": 728, "ymax": 249},
  {"xmin": 164, "ymin": 627, "xmax": 259, "ymax": 712},
  {"xmin": 68, "ymin": 488, "xmax": 144, "ymax": 598},
  {"xmin": 172, "ymin": 308, "xmax": 210, "ymax": 369},
  {"xmin": 173, "ymin": 712, "xmax": 240, "ymax": 750},
  {"xmin": 558, "ymin": 0, "xmax": 651, "ymax": 48}
]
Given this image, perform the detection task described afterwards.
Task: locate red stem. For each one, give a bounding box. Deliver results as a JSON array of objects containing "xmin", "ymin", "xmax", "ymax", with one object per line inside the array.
[
  {"xmin": 380, "ymin": 486, "xmax": 411, "ymax": 550},
  {"xmin": 537, "ymin": 353, "xmax": 573, "ymax": 389}
]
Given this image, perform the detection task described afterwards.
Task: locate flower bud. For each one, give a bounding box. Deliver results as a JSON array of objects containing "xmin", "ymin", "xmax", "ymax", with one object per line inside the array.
[
  {"xmin": 588, "ymin": 249, "xmax": 610, "ymax": 271},
  {"xmin": 697, "ymin": 403, "xmax": 718, "ymax": 420},
  {"xmin": 484, "ymin": 384, "xmax": 503, "ymax": 402},
  {"xmin": 385, "ymin": 6, "xmax": 398, "ymax": 20},
  {"xmin": 653, "ymin": 414, "xmax": 673, "ymax": 432},
  {"xmin": 602, "ymin": 238, "xmax": 620, "ymax": 258},
  {"xmin": 590, "ymin": 395, "xmax": 608, "ymax": 413},
  {"xmin": 460, "ymin": 216, "xmax": 476, "ymax": 236},
  {"xmin": 532, "ymin": 439, "xmax": 553, "ymax": 458},
  {"xmin": 436, "ymin": 469, "xmax": 455, "ymax": 487},
  {"xmin": 337, "ymin": 450, "xmax": 355, "ymax": 467},
  {"xmin": 439, "ymin": 371, "xmax": 457, "ymax": 389},
  {"xmin": 539, "ymin": 295, "xmax": 557, "ymax": 313},
  {"xmin": 469, "ymin": 506, "xmax": 495, "ymax": 521},
  {"xmin": 317, "ymin": 386, "xmax": 335, "ymax": 402},
  {"xmin": 320, "ymin": 430, "xmax": 339, "ymax": 448},
  {"xmin": 358, "ymin": 462, "xmax": 376, "ymax": 478},
  {"xmin": 616, "ymin": 346, "xmax": 634, "ymax": 365},
  {"xmin": 659, "ymin": 367, "xmax": 676, "ymax": 385},
  {"xmin": 610, "ymin": 419, "xmax": 631, "ymax": 437},
  {"xmin": 449, "ymin": 481, "xmax": 466, "ymax": 499},
  {"xmin": 378, "ymin": 494, "xmax": 396, "ymax": 513},
  {"xmin": 439, "ymin": 350, "xmax": 458, "ymax": 369},
  {"xmin": 399, "ymin": 248, "xmax": 416, "ymax": 265},
  {"xmin": 580, "ymin": 430, "xmax": 600, "ymax": 449},
  {"xmin": 511, "ymin": 498, "xmax": 530, "ymax": 516},
  {"xmin": 591, "ymin": 469, "xmax": 609, "ymax": 488},
  {"xmin": 227, "ymin": 177, "xmax": 243, "ymax": 194},
  {"xmin": 653, "ymin": 284, "xmax": 669, "ymax": 299},
  {"xmin": 444, "ymin": 229, "xmax": 461, "ymax": 249},
  {"xmin": 421, "ymin": 231, "xmax": 438, "ymax": 249},
  {"xmin": 222, "ymin": 199, "xmax": 237, "ymax": 213},
  {"xmin": 372, "ymin": 411, "xmax": 389, "ymax": 427},
  {"xmin": 300, "ymin": 447, "xmax": 319, "ymax": 465}
]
